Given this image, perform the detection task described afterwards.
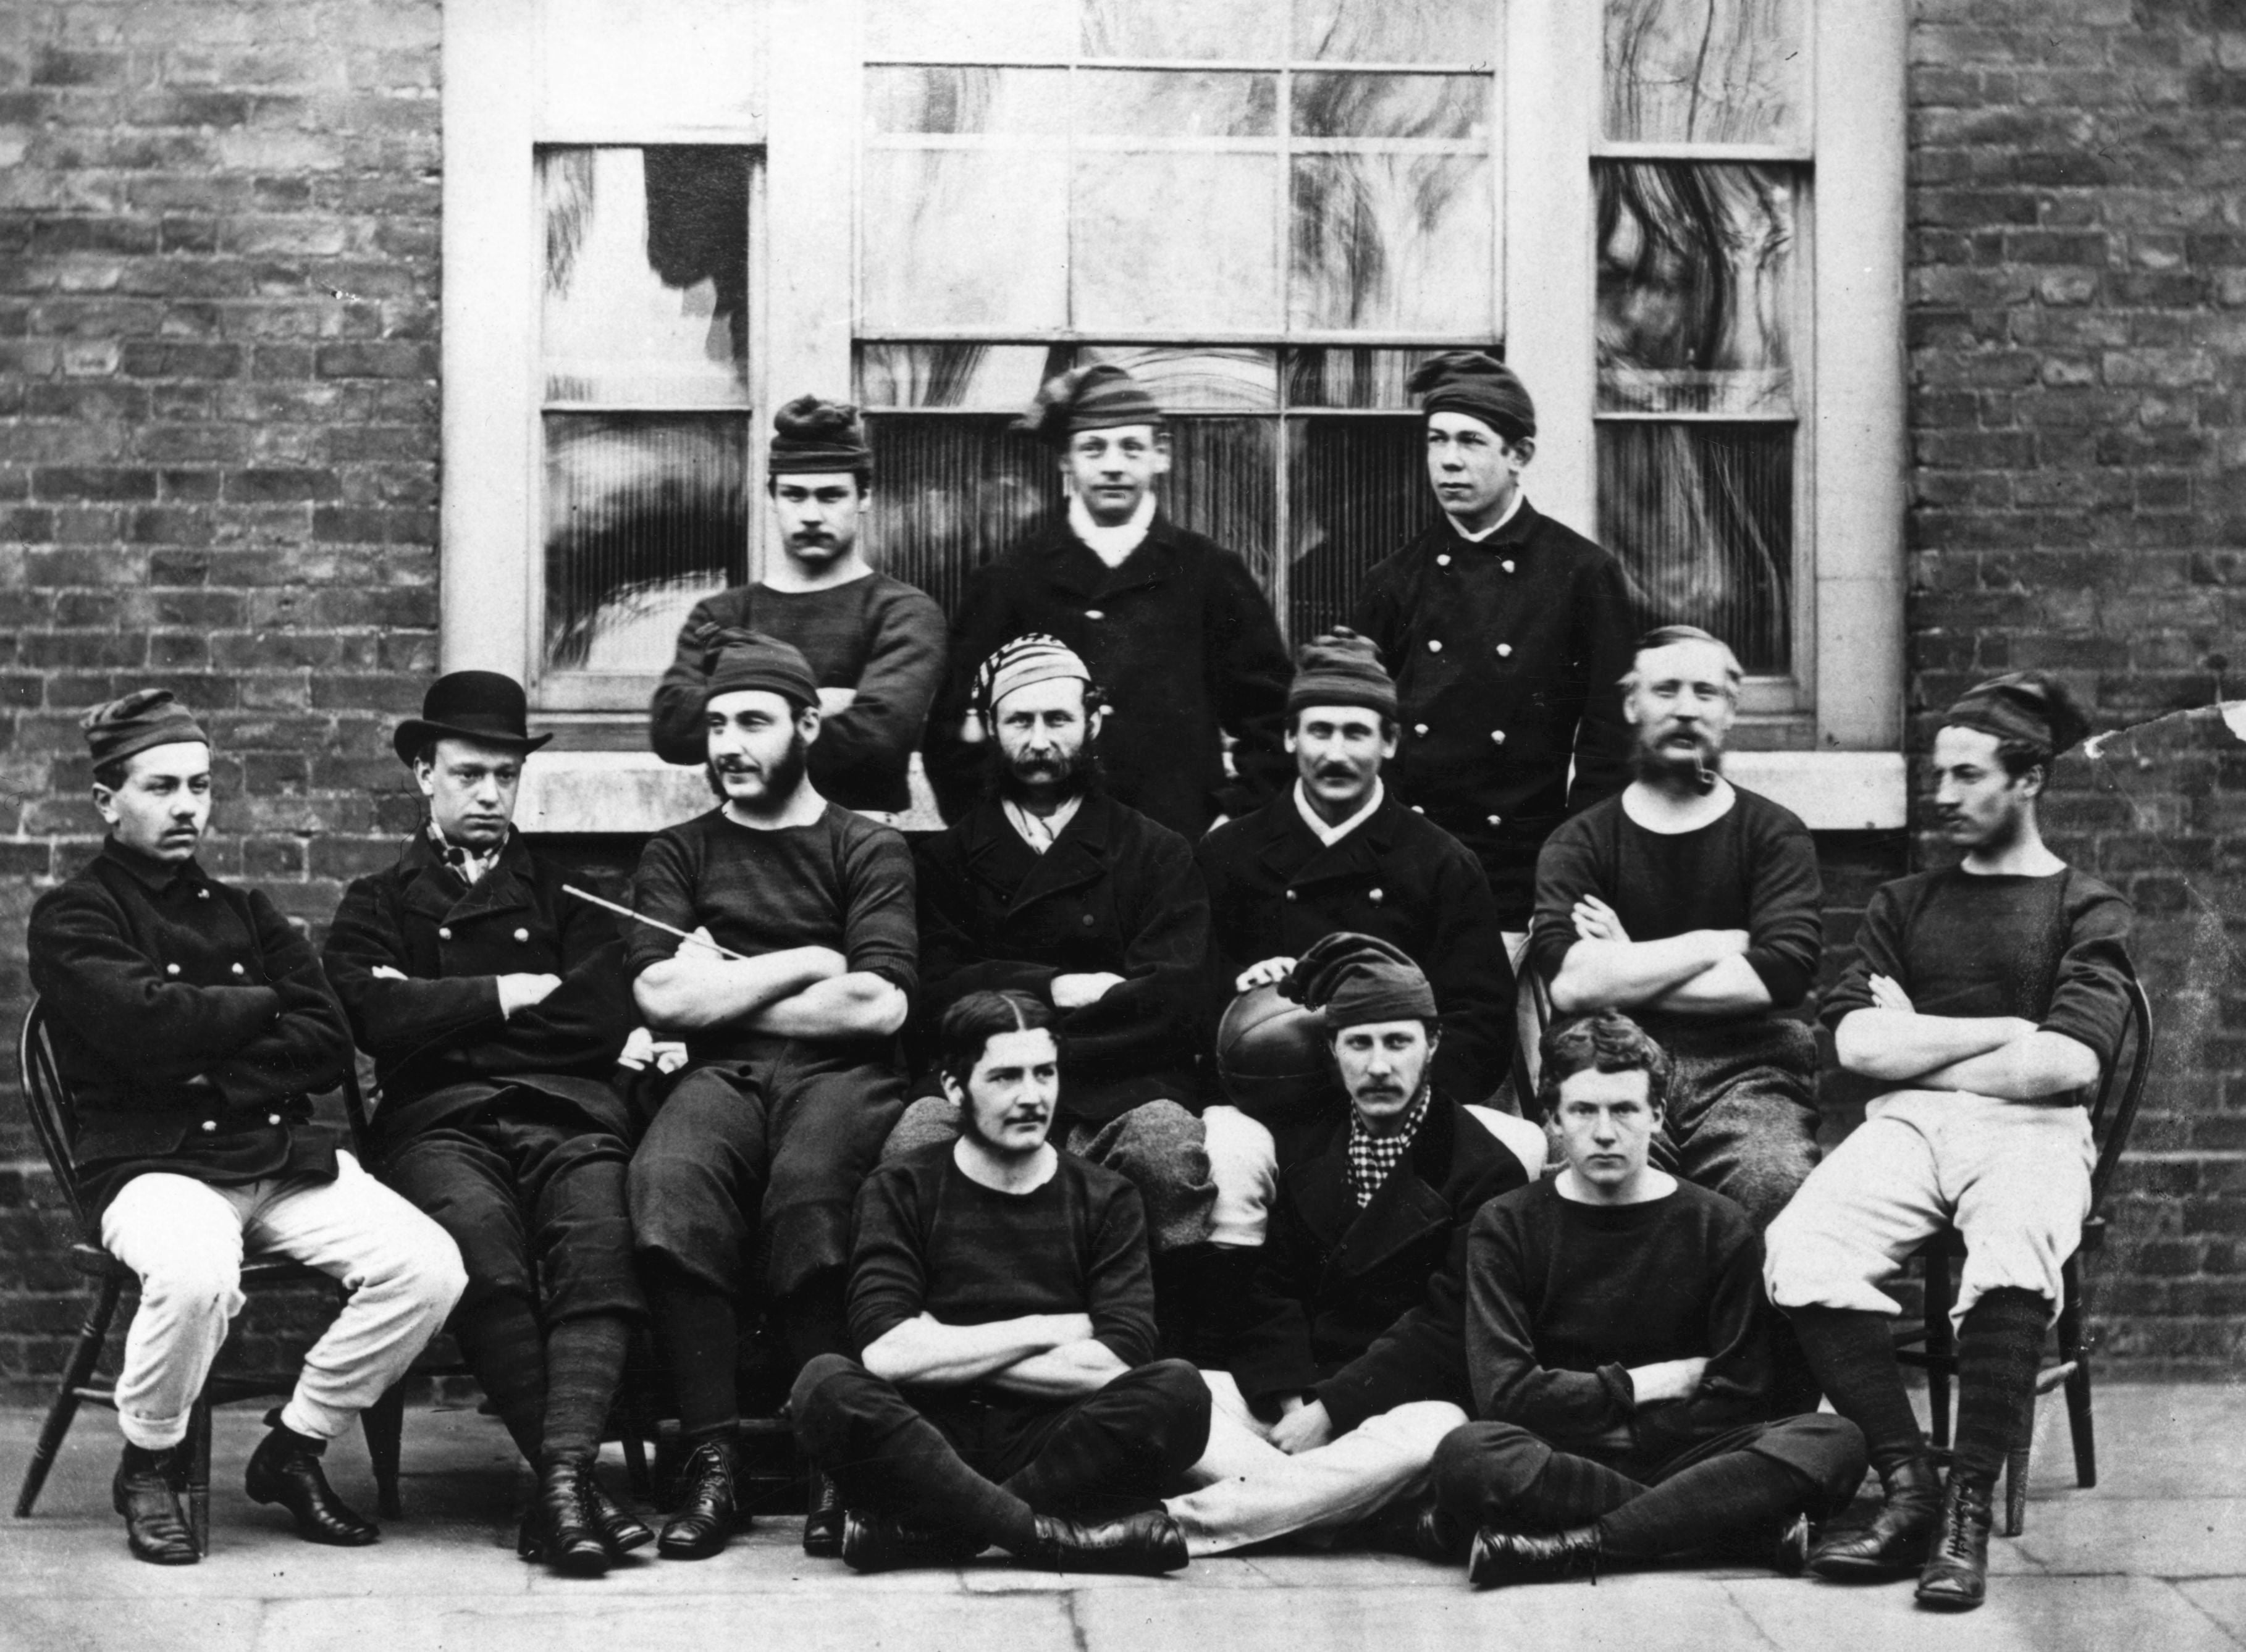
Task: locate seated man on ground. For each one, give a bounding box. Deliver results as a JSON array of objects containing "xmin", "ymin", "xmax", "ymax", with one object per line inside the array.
[
  {"xmin": 1528, "ymin": 624, "xmax": 1823, "ymax": 1231},
  {"xmin": 1431, "ymin": 1010, "xmax": 1864, "ymax": 1588},
  {"xmin": 27, "ymin": 690, "xmax": 466, "ymax": 1566},
  {"xmin": 792, "ymin": 991, "xmax": 1211, "ymax": 1575},
  {"xmin": 323, "ymin": 671, "xmax": 650, "ymax": 1575},
  {"xmin": 1161, "ymin": 934, "xmax": 1529, "ymax": 1557},
  {"xmin": 1765, "ymin": 671, "xmax": 2134, "ymax": 1612},
  {"xmin": 625, "ymin": 632, "xmax": 917, "ymax": 1560}
]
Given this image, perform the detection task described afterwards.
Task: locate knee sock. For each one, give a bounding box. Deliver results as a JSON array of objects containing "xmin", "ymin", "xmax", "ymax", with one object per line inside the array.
[
  {"xmin": 651, "ymin": 1265, "xmax": 739, "ymax": 1439},
  {"xmin": 449, "ymin": 1293, "xmax": 547, "ymax": 1462},
  {"xmin": 1786, "ymin": 1306, "xmax": 1927, "ymax": 1477},
  {"xmin": 1596, "ymin": 1454, "xmax": 1816, "ymax": 1561},
  {"xmin": 1512, "ymin": 1450, "xmax": 1645, "ymax": 1530},
  {"xmin": 540, "ymin": 1314, "xmax": 631, "ymax": 1464},
  {"xmin": 1951, "ymin": 1287, "xmax": 2048, "ymax": 1483}
]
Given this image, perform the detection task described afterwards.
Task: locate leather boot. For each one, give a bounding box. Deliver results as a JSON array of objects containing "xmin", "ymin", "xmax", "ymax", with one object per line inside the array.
[
  {"xmin": 534, "ymin": 1457, "xmax": 611, "ymax": 1576},
  {"xmin": 1354, "ymin": 1493, "xmax": 1470, "ymax": 1564},
  {"xmin": 1467, "ymin": 1524, "xmax": 1603, "ymax": 1588},
  {"xmin": 1806, "ymin": 1456, "xmax": 1941, "ymax": 1579},
  {"xmin": 589, "ymin": 1478, "xmax": 654, "ymax": 1555},
  {"xmin": 113, "ymin": 1445, "xmax": 198, "ymax": 1566},
  {"xmin": 244, "ymin": 1415, "xmax": 379, "ymax": 1546},
  {"xmin": 657, "ymin": 1436, "xmax": 738, "ymax": 1560},
  {"xmin": 1027, "ymin": 1510, "xmax": 1189, "ymax": 1575},
  {"xmin": 1914, "ymin": 1473, "xmax": 1994, "ymax": 1612},
  {"xmin": 801, "ymin": 1465, "xmax": 844, "ymax": 1558},
  {"xmin": 839, "ymin": 1510, "xmax": 985, "ymax": 1572}
]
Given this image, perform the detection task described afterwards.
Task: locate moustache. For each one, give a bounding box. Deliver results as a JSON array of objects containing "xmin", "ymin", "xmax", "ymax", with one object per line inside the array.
[{"xmin": 1313, "ymin": 764, "xmax": 1358, "ymax": 782}]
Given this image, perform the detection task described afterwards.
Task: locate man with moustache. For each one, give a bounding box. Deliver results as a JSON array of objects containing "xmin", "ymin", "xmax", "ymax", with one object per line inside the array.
[
  {"xmin": 27, "ymin": 690, "xmax": 465, "ymax": 1566},
  {"xmin": 1526, "ymin": 625, "xmax": 1823, "ymax": 1231},
  {"xmin": 792, "ymin": 991, "xmax": 1209, "ymax": 1576},
  {"xmin": 322, "ymin": 671, "xmax": 650, "ymax": 1574},
  {"xmin": 886, "ymin": 636, "xmax": 1219, "ymax": 1277},
  {"xmin": 927, "ymin": 361, "xmax": 1292, "ymax": 839},
  {"xmin": 624, "ymin": 632, "xmax": 917, "ymax": 1560},
  {"xmin": 650, "ymin": 396, "xmax": 946, "ymax": 820},
  {"xmin": 1766, "ymin": 673, "xmax": 2134, "ymax": 1611}
]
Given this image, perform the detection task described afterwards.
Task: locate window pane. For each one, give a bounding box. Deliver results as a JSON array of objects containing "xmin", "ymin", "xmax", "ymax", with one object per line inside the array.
[
  {"xmin": 857, "ymin": 344, "xmax": 1065, "ymax": 409},
  {"xmin": 867, "ymin": 0, "xmax": 1071, "ymax": 63},
  {"xmin": 540, "ymin": 0, "xmax": 759, "ymax": 133},
  {"xmin": 1287, "ymin": 415, "xmax": 1435, "ymax": 639},
  {"xmin": 1072, "ymin": 153, "xmax": 1282, "ymax": 332},
  {"xmin": 1596, "ymin": 161, "xmax": 1796, "ymax": 415},
  {"xmin": 1080, "ymin": 0, "xmax": 1284, "ymax": 61},
  {"xmin": 1598, "ymin": 421, "xmax": 1791, "ymax": 674},
  {"xmin": 1290, "ymin": 72, "xmax": 1491, "ymax": 140},
  {"xmin": 1079, "ymin": 346, "xmax": 1279, "ymax": 411},
  {"xmin": 543, "ymin": 414, "xmax": 746, "ymax": 674},
  {"xmin": 1075, "ymin": 69, "xmax": 1277, "ymax": 138},
  {"xmin": 1285, "ymin": 348, "xmax": 1442, "ymax": 408},
  {"xmin": 862, "ymin": 416, "xmax": 1063, "ymax": 619},
  {"xmin": 540, "ymin": 148, "xmax": 749, "ymax": 408},
  {"xmin": 1604, "ymin": 0, "xmax": 1805, "ymax": 147},
  {"xmin": 865, "ymin": 66, "xmax": 1070, "ymax": 135},
  {"xmin": 1294, "ymin": 0, "xmax": 1500, "ymax": 65},
  {"xmin": 1290, "ymin": 154, "xmax": 1493, "ymax": 332},
  {"xmin": 1162, "ymin": 418, "xmax": 1279, "ymax": 589},
  {"xmin": 863, "ymin": 149, "xmax": 1070, "ymax": 330}
]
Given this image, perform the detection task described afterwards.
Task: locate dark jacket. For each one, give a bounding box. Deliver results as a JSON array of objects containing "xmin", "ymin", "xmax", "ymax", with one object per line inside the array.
[
  {"xmin": 1197, "ymin": 789, "xmax": 1517, "ymax": 1102},
  {"xmin": 927, "ymin": 511, "xmax": 1293, "ymax": 839},
  {"xmin": 1350, "ymin": 501, "xmax": 1638, "ymax": 923},
  {"xmin": 321, "ymin": 831, "xmax": 638, "ymax": 1157},
  {"xmin": 914, "ymin": 792, "xmax": 1208, "ymax": 1126},
  {"xmin": 1227, "ymin": 1094, "xmax": 1529, "ymax": 1433},
  {"xmin": 27, "ymin": 840, "xmax": 353, "ymax": 1173}
]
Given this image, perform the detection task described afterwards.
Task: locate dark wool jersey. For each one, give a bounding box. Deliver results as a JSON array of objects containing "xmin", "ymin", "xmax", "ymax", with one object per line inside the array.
[
  {"xmin": 1462, "ymin": 1177, "xmax": 1771, "ymax": 1457},
  {"xmin": 1528, "ymin": 784, "xmax": 1823, "ymax": 1029},
  {"xmin": 1820, "ymin": 865, "xmax": 2134, "ymax": 1069},
  {"xmin": 847, "ymin": 1142, "xmax": 1158, "ymax": 1372}
]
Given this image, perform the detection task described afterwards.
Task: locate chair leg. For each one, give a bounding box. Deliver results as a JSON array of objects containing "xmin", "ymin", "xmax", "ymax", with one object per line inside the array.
[
  {"xmin": 187, "ymin": 1395, "xmax": 212, "ymax": 1557},
  {"xmin": 361, "ymin": 1382, "xmax": 407, "ymax": 1520},
  {"xmin": 2003, "ymin": 1433, "xmax": 2032, "ymax": 1538},
  {"xmin": 14, "ymin": 1273, "xmax": 123, "ymax": 1519},
  {"xmin": 620, "ymin": 1431, "xmax": 650, "ymax": 1499},
  {"xmin": 1924, "ymin": 1250, "xmax": 1956, "ymax": 1449},
  {"xmin": 2058, "ymin": 1257, "xmax": 2095, "ymax": 1489}
]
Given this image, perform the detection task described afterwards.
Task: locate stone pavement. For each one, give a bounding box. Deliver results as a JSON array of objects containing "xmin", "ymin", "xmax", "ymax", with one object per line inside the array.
[{"xmin": 0, "ymin": 1384, "xmax": 2240, "ymax": 1652}]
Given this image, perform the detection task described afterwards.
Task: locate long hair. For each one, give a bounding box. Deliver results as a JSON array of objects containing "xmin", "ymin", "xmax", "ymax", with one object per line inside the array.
[{"xmin": 936, "ymin": 989, "xmax": 1059, "ymax": 1089}]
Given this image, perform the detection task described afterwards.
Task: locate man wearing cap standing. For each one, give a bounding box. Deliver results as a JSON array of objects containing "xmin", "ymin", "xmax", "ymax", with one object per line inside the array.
[
  {"xmin": 27, "ymin": 691, "xmax": 466, "ymax": 1566},
  {"xmin": 625, "ymin": 631, "xmax": 917, "ymax": 1560},
  {"xmin": 322, "ymin": 671, "xmax": 651, "ymax": 1574},
  {"xmin": 1765, "ymin": 672, "xmax": 2134, "ymax": 1611},
  {"xmin": 928, "ymin": 362, "xmax": 1293, "ymax": 841},
  {"xmin": 650, "ymin": 395, "xmax": 947, "ymax": 822},
  {"xmin": 1351, "ymin": 353, "xmax": 1636, "ymax": 1048}
]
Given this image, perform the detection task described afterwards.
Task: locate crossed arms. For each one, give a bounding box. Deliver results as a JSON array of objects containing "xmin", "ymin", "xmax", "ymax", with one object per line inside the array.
[
  {"xmin": 1547, "ymin": 896, "xmax": 1774, "ymax": 1018},
  {"xmin": 633, "ymin": 934, "xmax": 907, "ymax": 1041},
  {"xmin": 859, "ymin": 1312, "xmax": 1127, "ymax": 1398},
  {"xmin": 1832, "ymin": 972, "xmax": 2098, "ymax": 1101}
]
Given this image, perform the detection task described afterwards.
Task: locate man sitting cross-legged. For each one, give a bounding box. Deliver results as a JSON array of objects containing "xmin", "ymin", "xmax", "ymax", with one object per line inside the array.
[
  {"xmin": 1160, "ymin": 934, "xmax": 1528, "ymax": 1557},
  {"xmin": 791, "ymin": 991, "xmax": 1211, "ymax": 1575},
  {"xmin": 1765, "ymin": 672, "xmax": 2134, "ymax": 1612},
  {"xmin": 1432, "ymin": 1010, "xmax": 1864, "ymax": 1588}
]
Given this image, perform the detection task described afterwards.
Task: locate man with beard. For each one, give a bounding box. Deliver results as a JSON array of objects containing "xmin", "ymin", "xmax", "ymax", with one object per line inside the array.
[
  {"xmin": 624, "ymin": 632, "xmax": 916, "ymax": 1560},
  {"xmin": 927, "ymin": 362, "xmax": 1292, "ymax": 839},
  {"xmin": 27, "ymin": 690, "xmax": 464, "ymax": 1566},
  {"xmin": 1766, "ymin": 673, "xmax": 2134, "ymax": 1612},
  {"xmin": 885, "ymin": 635, "xmax": 1219, "ymax": 1285},
  {"xmin": 323, "ymin": 671, "xmax": 650, "ymax": 1574},
  {"xmin": 650, "ymin": 396, "xmax": 946, "ymax": 821},
  {"xmin": 1526, "ymin": 626, "xmax": 1823, "ymax": 1231},
  {"xmin": 793, "ymin": 991, "xmax": 1209, "ymax": 1575}
]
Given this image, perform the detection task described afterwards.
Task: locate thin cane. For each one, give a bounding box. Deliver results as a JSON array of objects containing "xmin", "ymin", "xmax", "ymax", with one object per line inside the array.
[{"xmin": 562, "ymin": 884, "xmax": 747, "ymax": 962}]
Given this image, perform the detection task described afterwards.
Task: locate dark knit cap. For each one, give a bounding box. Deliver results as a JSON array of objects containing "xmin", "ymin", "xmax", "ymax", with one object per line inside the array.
[
  {"xmin": 1016, "ymin": 363, "xmax": 1164, "ymax": 448},
  {"xmin": 1945, "ymin": 671, "xmax": 2090, "ymax": 761},
  {"xmin": 702, "ymin": 628, "xmax": 820, "ymax": 711},
  {"xmin": 1287, "ymin": 627, "xmax": 1396, "ymax": 719},
  {"xmin": 82, "ymin": 689, "xmax": 209, "ymax": 769},
  {"xmin": 768, "ymin": 393, "xmax": 873, "ymax": 476},
  {"xmin": 1407, "ymin": 350, "xmax": 1536, "ymax": 443},
  {"xmin": 1284, "ymin": 932, "xmax": 1438, "ymax": 1029}
]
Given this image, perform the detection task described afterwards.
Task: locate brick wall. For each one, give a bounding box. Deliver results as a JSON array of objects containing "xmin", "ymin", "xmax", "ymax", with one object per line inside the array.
[{"xmin": 1907, "ymin": 0, "xmax": 2246, "ymax": 1372}]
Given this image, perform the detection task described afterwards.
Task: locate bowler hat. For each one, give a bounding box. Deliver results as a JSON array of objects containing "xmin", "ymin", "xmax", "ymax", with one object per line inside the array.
[{"xmin": 392, "ymin": 671, "xmax": 552, "ymax": 765}]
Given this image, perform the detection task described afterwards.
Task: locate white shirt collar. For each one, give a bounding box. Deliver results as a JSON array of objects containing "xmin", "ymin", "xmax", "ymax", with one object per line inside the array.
[
  {"xmin": 1003, "ymin": 793, "xmax": 1083, "ymax": 855},
  {"xmin": 1446, "ymin": 490, "xmax": 1526, "ymax": 544},
  {"xmin": 1067, "ymin": 493, "xmax": 1156, "ymax": 567},
  {"xmin": 1293, "ymin": 778, "xmax": 1385, "ymax": 847}
]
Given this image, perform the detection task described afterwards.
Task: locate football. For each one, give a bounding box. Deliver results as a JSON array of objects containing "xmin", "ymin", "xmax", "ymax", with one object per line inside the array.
[{"xmin": 1215, "ymin": 983, "xmax": 1335, "ymax": 1120}]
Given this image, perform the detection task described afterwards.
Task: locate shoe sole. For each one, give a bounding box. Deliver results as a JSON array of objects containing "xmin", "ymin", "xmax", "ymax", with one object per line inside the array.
[{"xmin": 1806, "ymin": 1549, "xmax": 1928, "ymax": 1581}]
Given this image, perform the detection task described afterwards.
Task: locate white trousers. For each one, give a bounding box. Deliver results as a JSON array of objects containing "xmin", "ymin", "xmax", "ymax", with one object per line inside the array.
[
  {"xmin": 1163, "ymin": 1370, "xmax": 1466, "ymax": 1558},
  {"xmin": 1764, "ymin": 1089, "xmax": 2094, "ymax": 1330},
  {"xmin": 99, "ymin": 1152, "xmax": 467, "ymax": 1450}
]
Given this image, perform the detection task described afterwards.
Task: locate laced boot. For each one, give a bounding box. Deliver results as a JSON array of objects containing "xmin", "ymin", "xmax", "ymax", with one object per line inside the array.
[
  {"xmin": 1806, "ymin": 1456, "xmax": 1941, "ymax": 1579},
  {"xmin": 1914, "ymin": 1474, "xmax": 1994, "ymax": 1612},
  {"xmin": 657, "ymin": 1436, "xmax": 738, "ymax": 1560},
  {"xmin": 802, "ymin": 1465, "xmax": 845, "ymax": 1557},
  {"xmin": 1026, "ymin": 1510, "xmax": 1189, "ymax": 1575},
  {"xmin": 838, "ymin": 1511, "xmax": 985, "ymax": 1572},
  {"xmin": 1466, "ymin": 1524, "xmax": 1603, "ymax": 1589},
  {"xmin": 534, "ymin": 1457, "xmax": 611, "ymax": 1576}
]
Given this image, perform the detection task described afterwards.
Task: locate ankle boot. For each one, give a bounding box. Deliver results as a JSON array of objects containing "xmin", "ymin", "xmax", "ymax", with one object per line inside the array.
[
  {"xmin": 1025, "ymin": 1510, "xmax": 1189, "ymax": 1575},
  {"xmin": 1806, "ymin": 1456, "xmax": 1941, "ymax": 1579},
  {"xmin": 657, "ymin": 1436, "xmax": 738, "ymax": 1560},
  {"xmin": 1467, "ymin": 1524, "xmax": 1603, "ymax": 1588},
  {"xmin": 534, "ymin": 1458, "xmax": 611, "ymax": 1576},
  {"xmin": 244, "ymin": 1414, "xmax": 379, "ymax": 1546},
  {"xmin": 113, "ymin": 1445, "xmax": 198, "ymax": 1566},
  {"xmin": 588, "ymin": 1477, "xmax": 653, "ymax": 1555},
  {"xmin": 1915, "ymin": 1473, "xmax": 1994, "ymax": 1611},
  {"xmin": 801, "ymin": 1465, "xmax": 844, "ymax": 1558}
]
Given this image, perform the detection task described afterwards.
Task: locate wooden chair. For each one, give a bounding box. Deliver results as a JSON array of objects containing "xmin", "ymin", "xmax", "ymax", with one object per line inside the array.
[{"xmin": 1894, "ymin": 969, "xmax": 2156, "ymax": 1537}]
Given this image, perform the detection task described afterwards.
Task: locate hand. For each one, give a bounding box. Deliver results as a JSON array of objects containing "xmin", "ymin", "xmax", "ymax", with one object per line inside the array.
[
  {"xmin": 1269, "ymin": 1398, "xmax": 1334, "ymax": 1456},
  {"xmin": 1051, "ymin": 971, "xmax": 1125, "ymax": 1010},
  {"xmin": 1572, "ymin": 895, "xmax": 1630, "ymax": 944},
  {"xmin": 1867, "ymin": 973, "xmax": 1914, "ymax": 1013},
  {"xmin": 650, "ymin": 1039, "xmax": 689, "ymax": 1074},
  {"xmin": 370, "ymin": 965, "xmax": 409, "ymax": 982},
  {"xmin": 675, "ymin": 925, "xmax": 730, "ymax": 961},
  {"xmin": 497, "ymin": 973, "xmax": 562, "ymax": 1017},
  {"xmin": 1628, "ymin": 1356, "xmax": 1709, "ymax": 1406},
  {"xmin": 1235, "ymin": 956, "xmax": 1298, "ymax": 992},
  {"xmin": 817, "ymin": 686, "xmax": 858, "ymax": 715}
]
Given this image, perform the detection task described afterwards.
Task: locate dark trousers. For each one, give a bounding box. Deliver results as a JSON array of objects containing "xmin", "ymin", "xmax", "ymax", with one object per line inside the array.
[
  {"xmin": 791, "ymin": 1354, "xmax": 1212, "ymax": 1546},
  {"xmin": 1655, "ymin": 1018, "xmax": 1823, "ymax": 1233}
]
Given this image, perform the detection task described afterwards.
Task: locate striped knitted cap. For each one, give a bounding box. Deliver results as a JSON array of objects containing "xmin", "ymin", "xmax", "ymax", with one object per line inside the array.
[
  {"xmin": 974, "ymin": 633, "xmax": 1092, "ymax": 715},
  {"xmin": 1017, "ymin": 363, "xmax": 1163, "ymax": 448},
  {"xmin": 1407, "ymin": 350, "xmax": 1536, "ymax": 443}
]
